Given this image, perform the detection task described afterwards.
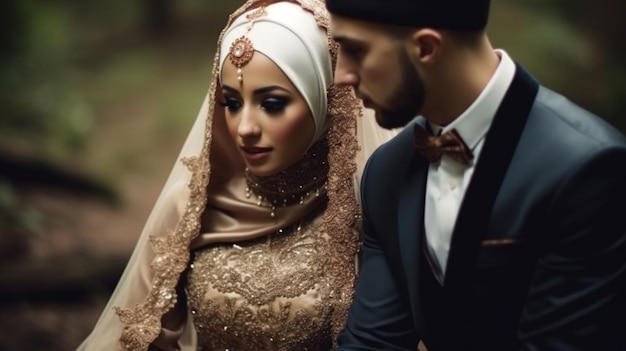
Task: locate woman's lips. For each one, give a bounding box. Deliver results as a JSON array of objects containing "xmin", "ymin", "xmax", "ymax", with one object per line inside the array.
[{"xmin": 240, "ymin": 146, "xmax": 272, "ymax": 160}]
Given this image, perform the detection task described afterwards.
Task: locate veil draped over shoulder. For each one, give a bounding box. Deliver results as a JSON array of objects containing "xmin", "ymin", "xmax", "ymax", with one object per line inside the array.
[{"xmin": 77, "ymin": 0, "xmax": 398, "ymax": 350}]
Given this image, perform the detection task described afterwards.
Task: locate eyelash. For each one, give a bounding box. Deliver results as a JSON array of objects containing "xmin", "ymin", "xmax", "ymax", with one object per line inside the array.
[
  {"xmin": 218, "ymin": 96, "xmax": 289, "ymax": 114},
  {"xmin": 261, "ymin": 97, "xmax": 288, "ymax": 113},
  {"xmin": 218, "ymin": 97, "xmax": 241, "ymax": 112}
]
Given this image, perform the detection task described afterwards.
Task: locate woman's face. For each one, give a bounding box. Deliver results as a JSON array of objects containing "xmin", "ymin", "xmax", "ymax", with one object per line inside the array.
[{"xmin": 221, "ymin": 52, "xmax": 315, "ymax": 176}]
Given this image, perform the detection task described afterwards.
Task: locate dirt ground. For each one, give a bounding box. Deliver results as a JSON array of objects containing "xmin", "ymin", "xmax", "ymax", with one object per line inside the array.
[{"xmin": 0, "ymin": 153, "xmax": 174, "ymax": 350}]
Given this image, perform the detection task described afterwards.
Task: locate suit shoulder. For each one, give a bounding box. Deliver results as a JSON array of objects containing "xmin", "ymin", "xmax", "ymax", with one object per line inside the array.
[
  {"xmin": 532, "ymin": 87, "xmax": 626, "ymax": 150},
  {"xmin": 360, "ymin": 123, "xmax": 418, "ymax": 191},
  {"xmin": 367, "ymin": 124, "xmax": 416, "ymax": 166}
]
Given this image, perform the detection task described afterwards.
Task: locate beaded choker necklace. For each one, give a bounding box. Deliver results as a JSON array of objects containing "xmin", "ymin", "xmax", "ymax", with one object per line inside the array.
[{"xmin": 245, "ymin": 138, "xmax": 329, "ymax": 218}]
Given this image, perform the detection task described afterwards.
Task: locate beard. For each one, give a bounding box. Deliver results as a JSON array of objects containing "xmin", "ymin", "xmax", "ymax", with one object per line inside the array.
[{"xmin": 375, "ymin": 50, "xmax": 425, "ymax": 130}]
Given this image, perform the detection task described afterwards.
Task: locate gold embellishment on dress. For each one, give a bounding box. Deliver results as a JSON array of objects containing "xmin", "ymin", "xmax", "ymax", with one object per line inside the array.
[
  {"xmin": 323, "ymin": 81, "xmax": 361, "ymax": 343},
  {"xmin": 187, "ymin": 217, "xmax": 334, "ymax": 350},
  {"xmin": 115, "ymin": 156, "xmax": 210, "ymax": 350},
  {"xmin": 245, "ymin": 137, "xmax": 329, "ymax": 218}
]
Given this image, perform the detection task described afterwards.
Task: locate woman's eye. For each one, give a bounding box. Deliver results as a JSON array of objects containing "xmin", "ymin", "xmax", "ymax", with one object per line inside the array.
[
  {"xmin": 261, "ymin": 97, "xmax": 288, "ymax": 113},
  {"xmin": 219, "ymin": 97, "xmax": 242, "ymax": 112}
]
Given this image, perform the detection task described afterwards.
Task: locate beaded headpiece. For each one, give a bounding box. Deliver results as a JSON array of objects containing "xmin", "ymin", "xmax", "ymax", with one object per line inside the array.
[
  {"xmin": 228, "ymin": 6, "xmax": 266, "ymax": 83},
  {"xmin": 219, "ymin": 1, "xmax": 334, "ymax": 147}
]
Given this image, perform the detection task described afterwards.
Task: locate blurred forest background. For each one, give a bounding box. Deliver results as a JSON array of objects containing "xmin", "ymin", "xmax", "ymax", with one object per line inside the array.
[{"xmin": 0, "ymin": 0, "xmax": 625, "ymax": 350}]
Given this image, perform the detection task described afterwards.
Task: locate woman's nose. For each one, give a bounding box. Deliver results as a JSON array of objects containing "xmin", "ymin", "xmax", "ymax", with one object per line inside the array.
[{"xmin": 237, "ymin": 107, "xmax": 261, "ymax": 138}]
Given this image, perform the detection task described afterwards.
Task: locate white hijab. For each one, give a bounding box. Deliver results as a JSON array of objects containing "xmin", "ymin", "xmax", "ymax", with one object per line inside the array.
[{"xmin": 219, "ymin": 1, "xmax": 332, "ymax": 145}]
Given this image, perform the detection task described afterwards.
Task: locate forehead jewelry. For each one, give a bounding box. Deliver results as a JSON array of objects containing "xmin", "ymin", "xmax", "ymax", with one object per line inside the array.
[{"xmin": 228, "ymin": 6, "xmax": 266, "ymax": 83}]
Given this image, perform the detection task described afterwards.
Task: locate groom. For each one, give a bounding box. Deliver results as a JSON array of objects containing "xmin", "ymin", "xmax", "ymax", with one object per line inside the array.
[{"xmin": 326, "ymin": 0, "xmax": 626, "ymax": 349}]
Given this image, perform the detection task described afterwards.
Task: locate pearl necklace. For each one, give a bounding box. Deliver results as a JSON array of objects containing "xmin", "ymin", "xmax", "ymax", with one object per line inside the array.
[{"xmin": 245, "ymin": 138, "xmax": 329, "ymax": 218}]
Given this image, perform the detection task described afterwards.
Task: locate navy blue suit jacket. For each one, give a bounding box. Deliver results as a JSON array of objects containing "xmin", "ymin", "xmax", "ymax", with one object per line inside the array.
[{"xmin": 335, "ymin": 66, "xmax": 626, "ymax": 350}]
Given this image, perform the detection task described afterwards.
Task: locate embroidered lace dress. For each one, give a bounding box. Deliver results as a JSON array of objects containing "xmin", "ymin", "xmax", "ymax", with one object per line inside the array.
[{"xmin": 187, "ymin": 214, "xmax": 339, "ymax": 351}]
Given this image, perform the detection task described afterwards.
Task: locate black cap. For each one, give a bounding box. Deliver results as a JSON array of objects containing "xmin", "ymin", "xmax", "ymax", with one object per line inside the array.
[{"xmin": 326, "ymin": 0, "xmax": 490, "ymax": 31}]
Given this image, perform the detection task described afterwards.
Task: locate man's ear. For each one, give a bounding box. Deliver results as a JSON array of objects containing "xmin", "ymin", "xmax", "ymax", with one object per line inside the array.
[{"xmin": 407, "ymin": 28, "xmax": 442, "ymax": 64}]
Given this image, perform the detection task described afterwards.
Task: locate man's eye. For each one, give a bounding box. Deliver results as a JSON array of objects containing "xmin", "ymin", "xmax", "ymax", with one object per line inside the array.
[
  {"xmin": 218, "ymin": 97, "xmax": 242, "ymax": 111},
  {"xmin": 340, "ymin": 45, "xmax": 363, "ymax": 59},
  {"xmin": 261, "ymin": 97, "xmax": 288, "ymax": 113}
]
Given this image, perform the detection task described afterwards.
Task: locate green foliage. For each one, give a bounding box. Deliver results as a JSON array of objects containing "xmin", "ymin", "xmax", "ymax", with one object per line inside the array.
[
  {"xmin": 0, "ymin": 0, "xmax": 240, "ymax": 246},
  {"xmin": 490, "ymin": 0, "xmax": 626, "ymax": 131},
  {"xmin": 1, "ymin": 0, "xmax": 98, "ymax": 160},
  {"xmin": 0, "ymin": 181, "xmax": 43, "ymax": 237}
]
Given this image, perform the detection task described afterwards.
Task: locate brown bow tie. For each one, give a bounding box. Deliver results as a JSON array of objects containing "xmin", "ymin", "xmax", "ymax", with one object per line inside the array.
[{"xmin": 413, "ymin": 124, "xmax": 474, "ymax": 165}]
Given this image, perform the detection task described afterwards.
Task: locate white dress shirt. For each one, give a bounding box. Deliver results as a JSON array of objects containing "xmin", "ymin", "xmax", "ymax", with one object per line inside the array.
[{"xmin": 424, "ymin": 49, "xmax": 516, "ymax": 281}]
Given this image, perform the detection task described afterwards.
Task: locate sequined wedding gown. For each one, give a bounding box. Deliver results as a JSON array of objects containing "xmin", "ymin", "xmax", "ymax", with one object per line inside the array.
[{"xmin": 186, "ymin": 215, "xmax": 340, "ymax": 351}]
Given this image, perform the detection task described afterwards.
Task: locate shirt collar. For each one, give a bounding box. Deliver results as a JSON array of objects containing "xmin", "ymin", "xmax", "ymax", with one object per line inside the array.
[{"xmin": 429, "ymin": 49, "xmax": 516, "ymax": 151}]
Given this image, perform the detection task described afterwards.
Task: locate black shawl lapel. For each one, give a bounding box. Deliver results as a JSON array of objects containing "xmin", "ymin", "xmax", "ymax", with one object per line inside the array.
[
  {"xmin": 443, "ymin": 65, "xmax": 539, "ymax": 309},
  {"xmin": 397, "ymin": 118, "xmax": 430, "ymax": 327}
]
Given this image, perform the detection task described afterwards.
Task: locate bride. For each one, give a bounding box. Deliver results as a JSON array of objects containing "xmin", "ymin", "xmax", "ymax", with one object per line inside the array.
[{"xmin": 77, "ymin": 0, "xmax": 397, "ymax": 349}]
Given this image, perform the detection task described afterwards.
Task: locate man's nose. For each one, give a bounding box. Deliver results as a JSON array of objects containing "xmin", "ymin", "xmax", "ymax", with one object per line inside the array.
[{"xmin": 334, "ymin": 53, "xmax": 359, "ymax": 87}]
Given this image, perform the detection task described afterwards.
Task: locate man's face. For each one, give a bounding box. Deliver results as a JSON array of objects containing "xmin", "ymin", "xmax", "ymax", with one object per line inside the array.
[{"xmin": 330, "ymin": 15, "xmax": 425, "ymax": 129}]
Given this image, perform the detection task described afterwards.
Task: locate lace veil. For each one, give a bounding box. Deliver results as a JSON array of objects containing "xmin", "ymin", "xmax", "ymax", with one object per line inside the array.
[{"xmin": 77, "ymin": 0, "xmax": 397, "ymax": 350}]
